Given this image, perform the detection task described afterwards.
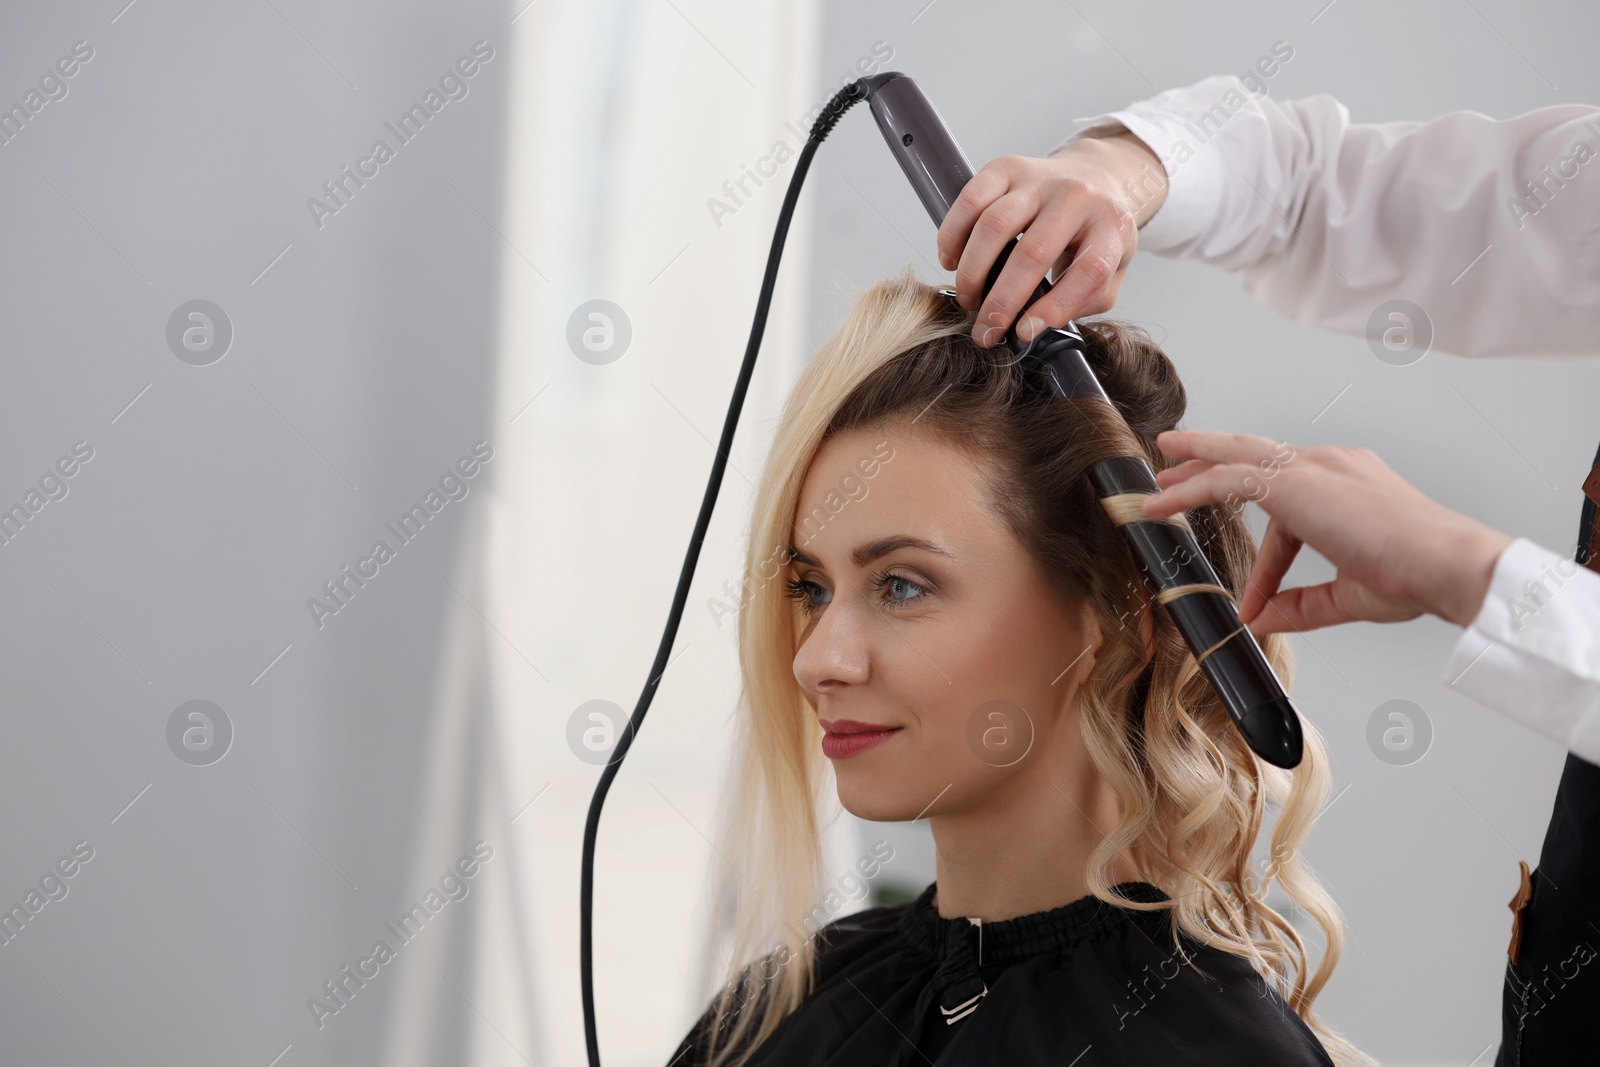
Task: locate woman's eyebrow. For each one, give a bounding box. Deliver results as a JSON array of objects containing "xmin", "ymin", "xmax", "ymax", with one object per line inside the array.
[{"xmin": 785, "ymin": 535, "xmax": 952, "ymax": 569}]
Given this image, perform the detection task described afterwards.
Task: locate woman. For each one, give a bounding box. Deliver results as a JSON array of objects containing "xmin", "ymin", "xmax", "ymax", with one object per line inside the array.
[{"xmin": 668, "ymin": 268, "xmax": 1377, "ymax": 1066}]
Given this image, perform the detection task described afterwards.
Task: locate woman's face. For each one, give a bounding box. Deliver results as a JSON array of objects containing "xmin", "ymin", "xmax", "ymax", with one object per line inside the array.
[{"xmin": 787, "ymin": 420, "xmax": 1104, "ymax": 822}]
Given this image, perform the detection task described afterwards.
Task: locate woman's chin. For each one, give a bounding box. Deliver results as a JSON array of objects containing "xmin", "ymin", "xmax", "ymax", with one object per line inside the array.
[
  {"xmin": 834, "ymin": 778, "xmax": 927, "ymax": 823},
  {"xmin": 837, "ymin": 794, "xmax": 902, "ymax": 822}
]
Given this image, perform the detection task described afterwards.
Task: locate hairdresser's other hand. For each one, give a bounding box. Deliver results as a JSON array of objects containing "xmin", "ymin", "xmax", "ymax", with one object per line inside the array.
[
  {"xmin": 1141, "ymin": 430, "xmax": 1515, "ymax": 635},
  {"xmin": 936, "ymin": 131, "xmax": 1168, "ymax": 349}
]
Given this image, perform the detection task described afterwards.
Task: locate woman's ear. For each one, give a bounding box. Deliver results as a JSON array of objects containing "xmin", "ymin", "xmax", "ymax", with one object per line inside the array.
[
  {"xmin": 1076, "ymin": 600, "xmax": 1103, "ymax": 659},
  {"xmin": 1056, "ymin": 600, "xmax": 1103, "ymax": 700}
]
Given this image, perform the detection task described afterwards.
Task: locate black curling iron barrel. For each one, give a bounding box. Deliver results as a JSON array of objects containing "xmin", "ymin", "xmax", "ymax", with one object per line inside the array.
[{"xmin": 860, "ymin": 71, "xmax": 1303, "ymax": 769}]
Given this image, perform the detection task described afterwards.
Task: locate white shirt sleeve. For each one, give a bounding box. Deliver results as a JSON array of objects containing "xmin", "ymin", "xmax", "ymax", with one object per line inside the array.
[
  {"xmin": 1052, "ymin": 74, "xmax": 1600, "ymax": 361},
  {"xmin": 1441, "ymin": 539, "xmax": 1600, "ymax": 765}
]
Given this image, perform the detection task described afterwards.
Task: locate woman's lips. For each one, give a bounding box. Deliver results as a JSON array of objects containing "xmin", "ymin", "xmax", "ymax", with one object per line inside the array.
[{"xmin": 818, "ymin": 719, "xmax": 903, "ymax": 760}]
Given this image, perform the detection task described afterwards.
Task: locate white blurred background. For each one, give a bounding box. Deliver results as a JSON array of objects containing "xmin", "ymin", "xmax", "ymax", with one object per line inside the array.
[{"xmin": 0, "ymin": 1, "xmax": 1597, "ymax": 1066}]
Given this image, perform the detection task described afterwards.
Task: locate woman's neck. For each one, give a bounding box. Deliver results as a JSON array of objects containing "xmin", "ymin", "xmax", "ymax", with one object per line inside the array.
[{"xmin": 927, "ymin": 753, "xmax": 1144, "ymax": 922}]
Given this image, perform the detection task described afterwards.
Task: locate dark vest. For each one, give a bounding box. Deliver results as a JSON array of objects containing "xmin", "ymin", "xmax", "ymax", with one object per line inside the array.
[{"xmin": 1496, "ymin": 436, "xmax": 1600, "ymax": 1065}]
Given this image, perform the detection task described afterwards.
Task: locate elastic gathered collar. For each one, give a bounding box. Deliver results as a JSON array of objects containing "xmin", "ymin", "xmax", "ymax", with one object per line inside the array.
[{"xmin": 896, "ymin": 880, "xmax": 1173, "ymax": 1019}]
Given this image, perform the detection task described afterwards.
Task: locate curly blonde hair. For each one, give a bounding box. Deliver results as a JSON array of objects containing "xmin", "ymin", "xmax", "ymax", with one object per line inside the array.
[{"xmin": 689, "ymin": 266, "xmax": 1376, "ymax": 1067}]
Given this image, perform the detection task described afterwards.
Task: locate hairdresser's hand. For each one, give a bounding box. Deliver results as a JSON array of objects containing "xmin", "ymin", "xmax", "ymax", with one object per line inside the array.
[
  {"xmin": 936, "ymin": 131, "xmax": 1168, "ymax": 349},
  {"xmin": 1140, "ymin": 430, "xmax": 1515, "ymax": 635}
]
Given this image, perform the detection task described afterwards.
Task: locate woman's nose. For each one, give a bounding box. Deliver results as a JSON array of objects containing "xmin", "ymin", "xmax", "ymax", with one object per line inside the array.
[{"xmin": 792, "ymin": 591, "xmax": 872, "ymax": 695}]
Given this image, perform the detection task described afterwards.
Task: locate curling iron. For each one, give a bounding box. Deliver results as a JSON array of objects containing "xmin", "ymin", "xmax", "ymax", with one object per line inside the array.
[
  {"xmin": 861, "ymin": 71, "xmax": 1303, "ymax": 771},
  {"xmin": 580, "ymin": 71, "xmax": 1305, "ymax": 1067}
]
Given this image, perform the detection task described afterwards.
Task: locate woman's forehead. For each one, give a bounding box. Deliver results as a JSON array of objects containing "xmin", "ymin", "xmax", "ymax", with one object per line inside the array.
[{"xmin": 792, "ymin": 426, "xmax": 1002, "ymax": 559}]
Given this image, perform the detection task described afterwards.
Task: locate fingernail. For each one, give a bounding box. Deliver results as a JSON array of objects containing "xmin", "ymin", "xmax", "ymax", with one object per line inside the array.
[{"xmin": 1019, "ymin": 316, "xmax": 1043, "ymax": 340}]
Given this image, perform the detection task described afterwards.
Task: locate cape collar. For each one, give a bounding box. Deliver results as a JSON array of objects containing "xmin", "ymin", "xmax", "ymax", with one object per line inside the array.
[{"xmin": 896, "ymin": 880, "xmax": 1172, "ymax": 1021}]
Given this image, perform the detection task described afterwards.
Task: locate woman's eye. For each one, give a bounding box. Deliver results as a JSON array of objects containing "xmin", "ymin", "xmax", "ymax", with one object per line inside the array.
[
  {"xmin": 784, "ymin": 576, "xmax": 830, "ymax": 614},
  {"xmin": 874, "ymin": 571, "xmax": 927, "ymax": 608}
]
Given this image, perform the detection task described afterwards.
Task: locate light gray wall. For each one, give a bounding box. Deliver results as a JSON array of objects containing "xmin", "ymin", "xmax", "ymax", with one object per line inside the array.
[
  {"xmin": 0, "ymin": 2, "xmax": 508, "ymax": 1065},
  {"xmin": 3, "ymin": 1, "xmax": 1597, "ymax": 1065},
  {"xmin": 811, "ymin": 1, "xmax": 1600, "ymax": 1063}
]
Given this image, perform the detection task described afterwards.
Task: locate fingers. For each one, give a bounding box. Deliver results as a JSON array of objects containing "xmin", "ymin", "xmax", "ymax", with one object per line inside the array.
[
  {"xmin": 1238, "ymin": 518, "xmax": 1302, "ymax": 625},
  {"xmin": 1014, "ymin": 229, "xmax": 1125, "ymax": 341},
  {"xmin": 936, "ymin": 158, "xmax": 1013, "ymax": 275},
  {"xmin": 1141, "ymin": 463, "xmax": 1267, "ymax": 519},
  {"xmin": 1145, "ymin": 432, "xmax": 1296, "ymax": 517},
  {"xmin": 1153, "ymin": 429, "xmax": 1288, "ymax": 469},
  {"xmin": 938, "ymin": 155, "xmax": 1139, "ymax": 348},
  {"xmin": 1244, "ymin": 582, "xmax": 1348, "ymax": 636},
  {"xmin": 974, "ymin": 208, "xmax": 1089, "ymax": 347},
  {"xmin": 1153, "ymin": 458, "xmax": 1211, "ymax": 489},
  {"xmin": 949, "ymin": 171, "xmax": 1039, "ymax": 322}
]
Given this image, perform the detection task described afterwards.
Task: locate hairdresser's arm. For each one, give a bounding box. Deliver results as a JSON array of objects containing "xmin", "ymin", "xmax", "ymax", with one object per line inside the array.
[
  {"xmin": 1046, "ymin": 74, "xmax": 1600, "ymax": 360},
  {"xmin": 1142, "ymin": 429, "xmax": 1600, "ymax": 766},
  {"xmin": 1062, "ymin": 75, "xmax": 1600, "ymax": 358}
]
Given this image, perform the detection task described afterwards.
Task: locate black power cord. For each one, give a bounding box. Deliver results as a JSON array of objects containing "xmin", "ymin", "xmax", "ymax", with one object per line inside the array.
[{"xmin": 579, "ymin": 80, "xmax": 869, "ymax": 1067}]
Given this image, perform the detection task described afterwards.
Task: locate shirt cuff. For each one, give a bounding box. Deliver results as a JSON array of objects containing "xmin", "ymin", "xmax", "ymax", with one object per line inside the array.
[
  {"xmin": 1051, "ymin": 113, "xmax": 1208, "ymax": 253},
  {"xmin": 1049, "ymin": 77, "xmax": 1248, "ymax": 255},
  {"xmin": 1441, "ymin": 537, "xmax": 1600, "ymax": 764}
]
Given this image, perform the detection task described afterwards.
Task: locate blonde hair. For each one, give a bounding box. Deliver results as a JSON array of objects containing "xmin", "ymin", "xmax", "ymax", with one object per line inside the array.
[{"xmin": 690, "ymin": 266, "xmax": 1377, "ymax": 1067}]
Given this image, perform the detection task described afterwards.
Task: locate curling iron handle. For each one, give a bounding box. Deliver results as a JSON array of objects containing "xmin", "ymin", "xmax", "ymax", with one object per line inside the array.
[
  {"xmin": 864, "ymin": 72, "xmax": 1058, "ymax": 345},
  {"xmin": 862, "ymin": 73, "xmax": 975, "ymax": 229}
]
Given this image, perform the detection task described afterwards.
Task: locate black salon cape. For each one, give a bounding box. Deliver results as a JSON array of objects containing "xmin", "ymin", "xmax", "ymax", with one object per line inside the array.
[{"xmin": 667, "ymin": 881, "xmax": 1334, "ymax": 1066}]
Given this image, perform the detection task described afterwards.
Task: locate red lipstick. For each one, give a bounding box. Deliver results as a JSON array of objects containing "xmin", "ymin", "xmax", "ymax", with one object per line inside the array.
[{"xmin": 818, "ymin": 718, "xmax": 902, "ymax": 760}]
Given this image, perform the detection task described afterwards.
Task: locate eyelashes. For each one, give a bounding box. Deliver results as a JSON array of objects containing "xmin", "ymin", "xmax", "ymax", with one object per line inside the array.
[
  {"xmin": 783, "ymin": 577, "xmax": 818, "ymax": 613},
  {"xmin": 783, "ymin": 569, "xmax": 929, "ymax": 616}
]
